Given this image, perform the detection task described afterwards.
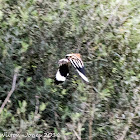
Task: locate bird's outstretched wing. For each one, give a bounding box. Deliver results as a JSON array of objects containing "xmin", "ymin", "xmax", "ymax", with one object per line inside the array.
[
  {"xmin": 66, "ymin": 54, "xmax": 89, "ymax": 82},
  {"xmin": 55, "ymin": 59, "xmax": 69, "ymax": 84}
]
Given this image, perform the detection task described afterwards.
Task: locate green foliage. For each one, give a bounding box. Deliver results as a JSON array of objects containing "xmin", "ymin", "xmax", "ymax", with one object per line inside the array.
[{"xmin": 0, "ymin": 0, "xmax": 140, "ymax": 139}]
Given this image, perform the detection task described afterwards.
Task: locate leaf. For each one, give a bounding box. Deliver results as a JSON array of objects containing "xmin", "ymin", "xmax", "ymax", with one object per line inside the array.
[
  {"xmin": 59, "ymin": 1, "xmax": 66, "ymax": 9},
  {"xmin": 40, "ymin": 103, "xmax": 46, "ymax": 111},
  {"xmin": 45, "ymin": 78, "xmax": 52, "ymax": 86},
  {"xmin": 27, "ymin": 77, "xmax": 32, "ymax": 82},
  {"xmin": 61, "ymin": 89, "xmax": 67, "ymax": 95},
  {"xmin": 21, "ymin": 41, "xmax": 29, "ymax": 53},
  {"xmin": 0, "ymin": 10, "xmax": 3, "ymax": 20}
]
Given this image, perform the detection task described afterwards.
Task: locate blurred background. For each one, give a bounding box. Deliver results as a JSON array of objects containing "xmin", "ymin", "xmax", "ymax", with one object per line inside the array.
[{"xmin": 0, "ymin": 0, "xmax": 140, "ymax": 139}]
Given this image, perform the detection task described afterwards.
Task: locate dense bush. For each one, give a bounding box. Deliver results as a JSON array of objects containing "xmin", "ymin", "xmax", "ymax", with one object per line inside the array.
[{"xmin": 0, "ymin": 0, "xmax": 140, "ymax": 139}]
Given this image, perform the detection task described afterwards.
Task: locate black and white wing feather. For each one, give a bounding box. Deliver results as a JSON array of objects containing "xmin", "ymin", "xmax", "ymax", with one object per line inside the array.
[
  {"xmin": 69, "ymin": 58, "xmax": 89, "ymax": 82},
  {"xmin": 55, "ymin": 59, "xmax": 69, "ymax": 84}
]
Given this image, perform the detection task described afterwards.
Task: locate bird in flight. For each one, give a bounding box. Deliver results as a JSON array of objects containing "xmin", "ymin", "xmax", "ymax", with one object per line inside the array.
[{"xmin": 55, "ymin": 53, "xmax": 89, "ymax": 84}]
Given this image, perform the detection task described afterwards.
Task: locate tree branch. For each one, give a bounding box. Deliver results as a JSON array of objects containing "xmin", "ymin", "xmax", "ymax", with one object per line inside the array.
[
  {"xmin": 34, "ymin": 95, "xmax": 40, "ymax": 121},
  {"xmin": 99, "ymin": 0, "xmax": 123, "ymax": 35},
  {"xmin": 87, "ymin": 0, "xmax": 123, "ymax": 48},
  {"xmin": 119, "ymin": 86, "xmax": 140, "ymax": 140},
  {"xmin": 0, "ymin": 68, "xmax": 19, "ymax": 115},
  {"xmin": 73, "ymin": 130, "xmax": 81, "ymax": 140}
]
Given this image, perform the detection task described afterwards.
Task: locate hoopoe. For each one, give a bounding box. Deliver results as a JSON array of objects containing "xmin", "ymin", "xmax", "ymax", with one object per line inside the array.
[{"xmin": 55, "ymin": 53, "xmax": 89, "ymax": 84}]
